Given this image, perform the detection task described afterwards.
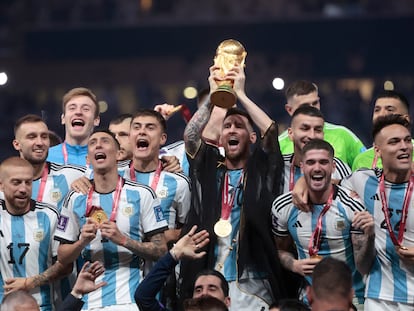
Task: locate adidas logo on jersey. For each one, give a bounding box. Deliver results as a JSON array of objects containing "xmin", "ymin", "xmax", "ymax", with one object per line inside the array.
[
  {"xmin": 293, "ymin": 221, "xmax": 303, "ymax": 228},
  {"xmin": 370, "ymin": 193, "xmax": 380, "ymax": 201}
]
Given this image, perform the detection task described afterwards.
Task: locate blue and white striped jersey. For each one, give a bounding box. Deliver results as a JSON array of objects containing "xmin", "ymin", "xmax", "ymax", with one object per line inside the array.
[
  {"xmin": 272, "ymin": 185, "xmax": 365, "ymax": 299},
  {"xmin": 341, "ymin": 169, "xmax": 414, "ymax": 304},
  {"xmin": 214, "ymin": 169, "xmax": 243, "ymax": 282},
  {"xmin": 117, "ymin": 160, "xmax": 191, "ymax": 229},
  {"xmin": 161, "ymin": 140, "xmax": 190, "ymax": 176},
  {"xmin": 55, "ymin": 178, "xmax": 168, "ymax": 310},
  {"xmin": 0, "ymin": 199, "xmax": 59, "ymax": 311}
]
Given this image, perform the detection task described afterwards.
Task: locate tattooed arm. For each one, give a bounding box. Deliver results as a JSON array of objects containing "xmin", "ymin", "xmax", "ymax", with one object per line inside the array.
[
  {"xmin": 184, "ymin": 65, "xmax": 227, "ymax": 157},
  {"xmin": 275, "ymin": 235, "xmax": 320, "ymax": 277},
  {"xmin": 3, "ymin": 260, "xmax": 70, "ymax": 294},
  {"xmin": 352, "ymin": 211, "xmax": 376, "ymax": 275},
  {"xmin": 123, "ymin": 232, "xmax": 168, "ymax": 261}
]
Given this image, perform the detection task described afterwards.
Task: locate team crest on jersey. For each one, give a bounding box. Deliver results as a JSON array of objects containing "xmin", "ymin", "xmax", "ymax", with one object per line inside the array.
[
  {"xmin": 156, "ymin": 186, "xmax": 168, "ymax": 199},
  {"xmin": 50, "ymin": 188, "xmax": 62, "ymax": 203},
  {"xmin": 122, "ymin": 205, "xmax": 133, "ymax": 217},
  {"xmin": 335, "ymin": 217, "xmax": 346, "ymax": 231},
  {"xmin": 33, "ymin": 228, "xmax": 45, "ymax": 241},
  {"xmin": 154, "ymin": 205, "xmax": 164, "ymax": 222}
]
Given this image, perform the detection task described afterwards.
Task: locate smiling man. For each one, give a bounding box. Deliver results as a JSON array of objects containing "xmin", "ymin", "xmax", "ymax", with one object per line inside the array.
[
  {"xmin": 182, "ymin": 64, "xmax": 285, "ymax": 310},
  {"xmin": 272, "ymin": 139, "xmax": 374, "ymax": 309},
  {"xmin": 282, "ymin": 105, "xmax": 351, "ymax": 193},
  {"xmin": 56, "ymin": 129, "xmax": 168, "ymax": 311},
  {"xmin": 47, "ymin": 87, "xmax": 100, "ymax": 166}
]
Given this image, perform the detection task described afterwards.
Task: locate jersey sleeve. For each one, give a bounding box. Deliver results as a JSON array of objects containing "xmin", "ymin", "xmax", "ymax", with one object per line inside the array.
[
  {"xmin": 55, "ymin": 193, "xmax": 82, "ymax": 243},
  {"xmin": 141, "ymin": 195, "xmax": 168, "ymax": 237},
  {"xmin": 271, "ymin": 193, "xmax": 292, "ymax": 237}
]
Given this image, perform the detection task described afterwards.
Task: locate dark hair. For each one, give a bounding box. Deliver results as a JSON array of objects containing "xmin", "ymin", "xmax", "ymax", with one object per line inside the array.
[
  {"xmin": 90, "ymin": 128, "xmax": 120, "ymax": 150},
  {"xmin": 372, "ymin": 114, "xmax": 411, "ymax": 140},
  {"xmin": 285, "ymin": 80, "xmax": 318, "ymax": 100},
  {"xmin": 312, "ymin": 257, "xmax": 352, "ymax": 300},
  {"xmin": 301, "ymin": 138, "xmax": 334, "ymax": 159},
  {"xmin": 291, "ymin": 104, "xmax": 325, "ymax": 123},
  {"xmin": 14, "ymin": 114, "xmax": 46, "ymax": 136},
  {"xmin": 109, "ymin": 113, "xmax": 133, "ymax": 126},
  {"xmin": 374, "ymin": 90, "xmax": 409, "ymax": 110},
  {"xmin": 224, "ymin": 107, "xmax": 255, "ymax": 129},
  {"xmin": 132, "ymin": 109, "xmax": 167, "ymax": 133},
  {"xmin": 183, "ymin": 296, "xmax": 228, "ymax": 311},
  {"xmin": 194, "ymin": 269, "xmax": 229, "ymax": 297}
]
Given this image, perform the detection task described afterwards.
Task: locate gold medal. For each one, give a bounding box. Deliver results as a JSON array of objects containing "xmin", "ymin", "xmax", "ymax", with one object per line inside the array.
[
  {"xmin": 214, "ymin": 219, "xmax": 232, "ymax": 238},
  {"xmin": 90, "ymin": 209, "xmax": 108, "ymax": 225}
]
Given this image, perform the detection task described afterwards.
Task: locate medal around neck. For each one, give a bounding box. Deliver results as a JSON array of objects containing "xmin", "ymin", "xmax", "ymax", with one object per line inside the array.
[
  {"xmin": 210, "ymin": 39, "xmax": 247, "ymax": 108},
  {"xmin": 214, "ymin": 219, "xmax": 232, "ymax": 238},
  {"xmin": 90, "ymin": 207, "xmax": 108, "ymax": 225}
]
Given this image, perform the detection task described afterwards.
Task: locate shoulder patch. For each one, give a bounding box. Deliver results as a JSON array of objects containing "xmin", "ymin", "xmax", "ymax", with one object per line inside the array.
[
  {"xmin": 57, "ymin": 215, "xmax": 69, "ymax": 232},
  {"xmin": 153, "ymin": 205, "xmax": 164, "ymax": 222}
]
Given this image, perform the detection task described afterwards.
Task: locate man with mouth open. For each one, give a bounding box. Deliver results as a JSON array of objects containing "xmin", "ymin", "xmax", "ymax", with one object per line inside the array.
[
  {"xmin": 117, "ymin": 109, "xmax": 191, "ymax": 244},
  {"xmin": 47, "ymin": 87, "xmax": 100, "ymax": 167},
  {"xmin": 272, "ymin": 139, "xmax": 375, "ymax": 310},
  {"xmin": 55, "ymin": 129, "xmax": 168, "ymax": 311},
  {"xmin": 181, "ymin": 64, "xmax": 285, "ymax": 310},
  {"xmin": 281, "ymin": 104, "xmax": 351, "ymax": 193},
  {"xmin": 293, "ymin": 115, "xmax": 414, "ymax": 310}
]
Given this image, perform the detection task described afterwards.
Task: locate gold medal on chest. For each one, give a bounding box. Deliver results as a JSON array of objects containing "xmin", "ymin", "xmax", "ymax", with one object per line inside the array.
[{"xmin": 214, "ymin": 219, "xmax": 232, "ymax": 238}]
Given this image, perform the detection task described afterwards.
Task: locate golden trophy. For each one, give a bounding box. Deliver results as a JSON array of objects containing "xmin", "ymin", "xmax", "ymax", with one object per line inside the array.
[{"xmin": 210, "ymin": 39, "xmax": 247, "ymax": 108}]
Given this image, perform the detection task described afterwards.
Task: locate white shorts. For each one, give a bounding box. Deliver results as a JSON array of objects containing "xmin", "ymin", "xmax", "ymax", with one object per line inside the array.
[
  {"xmin": 364, "ymin": 298, "xmax": 414, "ymax": 311},
  {"xmin": 228, "ymin": 281, "xmax": 270, "ymax": 311}
]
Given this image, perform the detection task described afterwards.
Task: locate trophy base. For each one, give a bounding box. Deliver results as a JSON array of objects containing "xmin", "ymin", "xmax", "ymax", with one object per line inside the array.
[{"xmin": 210, "ymin": 86, "xmax": 237, "ymax": 109}]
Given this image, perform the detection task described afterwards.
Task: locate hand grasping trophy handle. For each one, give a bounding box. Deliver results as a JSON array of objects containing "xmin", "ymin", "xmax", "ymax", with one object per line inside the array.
[{"xmin": 210, "ymin": 39, "xmax": 247, "ymax": 109}]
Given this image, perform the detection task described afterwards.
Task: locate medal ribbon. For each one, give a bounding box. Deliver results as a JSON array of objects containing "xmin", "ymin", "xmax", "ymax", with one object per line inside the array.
[
  {"xmin": 371, "ymin": 154, "xmax": 378, "ymax": 169},
  {"xmin": 308, "ymin": 188, "xmax": 333, "ymax": 257},
  {"xmin": 289, "ymin": 155, "xmax": 296, "ymax": 191},
  {"xmin": 221, "ymin": 171, "xmax": 244, "ymax": 220},
  {"xmin": 86, "ymin": 176, "xmax": 124, "ymax": 221},
  {"xmin": 129, "ymin": 160, "xmax": 163, "ymax": 191},
  {"xmin": 379, "ymin": 172, "xmax": 414, "ymax": 246},
  {"xmin": 62, "ymin": 142, "xmax": 68, "ymax": 165},
  {"xmin": 36, "ymin": 163, "xmax": 49, "ymax": 202}
]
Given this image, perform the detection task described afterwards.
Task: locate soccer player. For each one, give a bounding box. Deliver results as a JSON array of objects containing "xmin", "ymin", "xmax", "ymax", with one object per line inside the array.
[
  {"xmin": 56, "ymin": 129, "xmax": 168, "ymax": 310},
  {"xmin": 278, "ymin": 80, "xmax": 366, "ymax": 168},
  {"xmin": 0, "ymin": 157, "xmax": 68, "ymax": 311},
  {"xmin": 272, "ymin": 139, "xmax": 374, "ymax": 308},
  {"xmin": 282, "ymin": 105, "xmax": 351, "ymax": 193},
  {"xmin": 47, "ymin": 87, "xmax": 100, "ymax": 166},
  {"xmin": 182, "ymin": 63, "xmax": 284, "ymax": 310},
  {"xmin": 118, "ymin": 109, "xmax": 191, "ymax": 243},
  {"xmin": 352, "ymin": 90, "xmax": 410, "ymax": 170},
  {"xmin": 109, "ymin": 113, "xmax": 133, "ymax": 162},
  {"xmin": 340, "ymin": 114, "xmax": 414, "ymax": 310}
]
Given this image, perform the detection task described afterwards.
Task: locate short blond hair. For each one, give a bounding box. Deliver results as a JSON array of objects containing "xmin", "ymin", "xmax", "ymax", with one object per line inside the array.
[{"xmin": 62, "ymin": 87, "xmax": 99, "ymax": 117}]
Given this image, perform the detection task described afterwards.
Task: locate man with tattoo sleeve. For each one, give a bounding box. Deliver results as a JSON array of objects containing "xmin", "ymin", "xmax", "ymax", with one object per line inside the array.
[
  {"xmin": 181, "ymin": 64, "xmax": 285, "ymax": 310},
  {"xmin": 55, "ymin": 129, "xmax": 168, "ymax": 311},
  {"xmin": 272, "ymin": 139, "xmax": 375, "ymax": 309},
  {"xmin": 0, "ymin": 157, "xmax": 68, "ymax": 311}
]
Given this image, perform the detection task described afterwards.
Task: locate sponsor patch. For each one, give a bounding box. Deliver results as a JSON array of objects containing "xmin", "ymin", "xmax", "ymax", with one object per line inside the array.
[
  {"xmin": 153, "ymin": 205, "xmax": 164, "ymax": 222},
  {"xmin": 57, "ymin": 215, "xmax": 69, "ymax": 231}
]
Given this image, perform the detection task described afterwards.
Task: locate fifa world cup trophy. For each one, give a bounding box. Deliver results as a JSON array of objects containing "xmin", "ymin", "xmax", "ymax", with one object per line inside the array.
[{"xmin": 210, "ymin": 39, "xmax": 247, "ymax": 108}]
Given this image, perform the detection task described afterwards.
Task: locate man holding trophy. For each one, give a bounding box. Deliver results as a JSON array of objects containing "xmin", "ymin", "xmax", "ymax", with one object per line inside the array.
[{"xmin": 182, "ymin": 39, "xmax": 285, "ymax": 310}]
